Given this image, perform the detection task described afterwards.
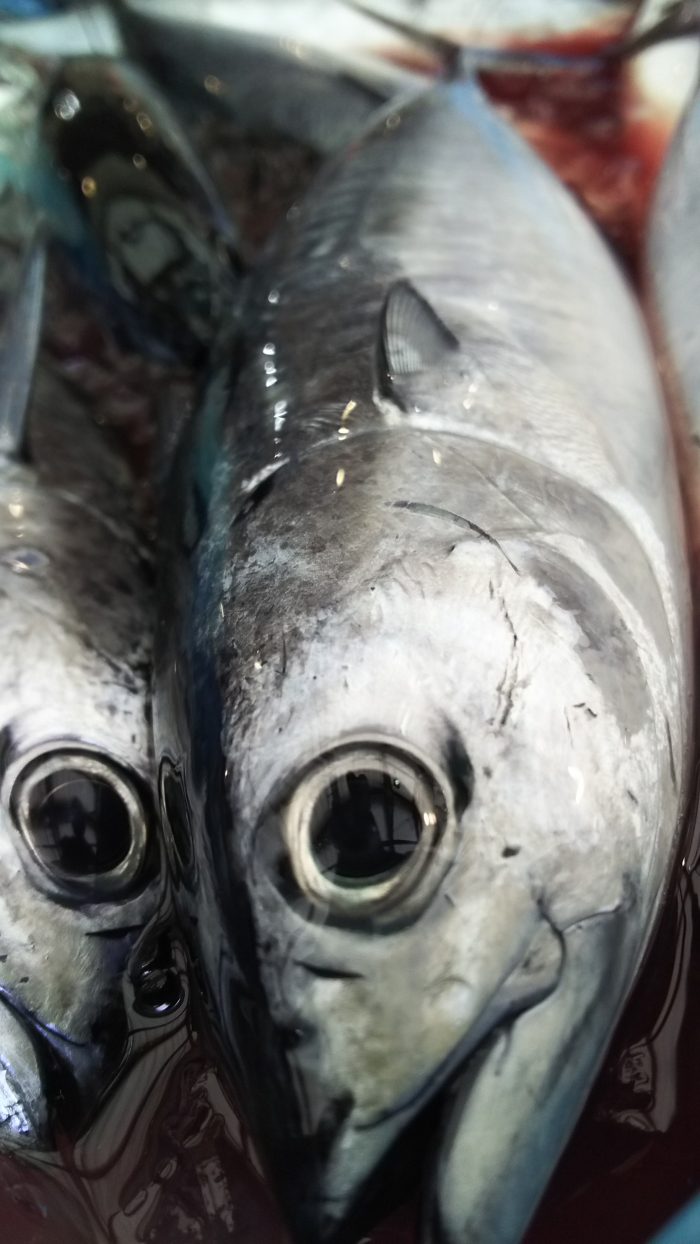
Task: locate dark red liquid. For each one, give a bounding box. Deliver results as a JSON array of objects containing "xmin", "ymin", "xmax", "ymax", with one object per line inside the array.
[{"xmin": 4, "ymin": 25, "xmax": 697, "ymax": 1244}]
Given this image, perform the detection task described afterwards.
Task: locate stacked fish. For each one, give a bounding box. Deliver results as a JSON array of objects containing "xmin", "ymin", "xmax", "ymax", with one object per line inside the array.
[{"xmin": 0, "ymin": 2, "xmax": 698, "ymax": 1242}]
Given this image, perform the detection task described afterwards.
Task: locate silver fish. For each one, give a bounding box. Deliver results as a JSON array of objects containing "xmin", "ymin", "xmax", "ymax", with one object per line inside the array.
[
  {"xmin": 154, "ymin": 54, "xmax": 691, "ymax": 1244},
  {"xmin": 0, "ymin": 52, "xmax": 160, "ymax": 1148}
]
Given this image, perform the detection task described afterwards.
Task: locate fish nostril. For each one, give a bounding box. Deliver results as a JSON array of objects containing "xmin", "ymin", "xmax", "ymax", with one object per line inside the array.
[{"xmin": 281, "ymin": 741, "xmax": 455, "ymax": 921}]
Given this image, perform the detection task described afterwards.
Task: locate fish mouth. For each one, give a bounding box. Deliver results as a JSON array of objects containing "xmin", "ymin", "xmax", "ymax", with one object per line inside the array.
[
  {"xmin": 263, "ymin": 918, "xmax": 565, "ymax": 1244},
  {"xmin": 0, "ymin": 1002, "xmax": 47, "ymax": 1150},
  {"xmin": 261, "ymin": 912, "xmax": 627, "ymax": 1244}
]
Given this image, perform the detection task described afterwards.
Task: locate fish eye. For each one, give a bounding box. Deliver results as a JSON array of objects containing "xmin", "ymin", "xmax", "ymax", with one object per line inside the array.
[
  {"xmin": 11, "ymin": 752, "xmax": 149, "ymax": 900},
  {"xmin": 284, "ymin": 742, "xmax": 453, "ymax": 919}
]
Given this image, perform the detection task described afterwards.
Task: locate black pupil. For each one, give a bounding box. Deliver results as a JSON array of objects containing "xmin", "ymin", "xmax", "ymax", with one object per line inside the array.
[
  {"xmin": 26, "ymin": 768, "xmax": 132, "ymax": 877},
  {"xmin": 311, "ymin": 769, "xmax": 423, "ymax": 885}
]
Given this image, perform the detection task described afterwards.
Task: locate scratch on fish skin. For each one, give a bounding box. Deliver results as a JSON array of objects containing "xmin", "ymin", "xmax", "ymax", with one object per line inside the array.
[
  {"xmin": 389, "ymin": 500, "xmax": 519, "ymax": 574},
  {"xmin": 494, "ymin": 599, "xmax": 519, "ymax": 729},
  {"xmin": 293, "ymin": 961, "xmax": 365, "ymax": 981},
  {"xmin": 665, "ymin": 717, "xmax": 677, "ymax": 792}
]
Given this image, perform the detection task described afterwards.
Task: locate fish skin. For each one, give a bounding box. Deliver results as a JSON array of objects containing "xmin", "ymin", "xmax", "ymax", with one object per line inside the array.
[
  {"xmin": 40, "ymin": 53, "xmax": 241, "ymax": 365},
  {"xmin": 154, "ymin": 69, "xmax": 691, "ymax": 1244}
]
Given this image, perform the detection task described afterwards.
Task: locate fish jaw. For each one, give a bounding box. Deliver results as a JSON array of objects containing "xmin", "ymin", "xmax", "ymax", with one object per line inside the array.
[
  {"xmin": 0, "ymin": 1001, "xmax": 46, "ymax": 1149},
  {"xmin": 426, "ymin": 911, "xmax": 630, "ymax": 1244}
]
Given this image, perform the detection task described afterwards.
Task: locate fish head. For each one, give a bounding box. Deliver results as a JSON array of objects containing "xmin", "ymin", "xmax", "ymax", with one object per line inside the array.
[
  {"xmin": 0, "ymin": 454, "xmax": 158, "ymax": 1152},
  {"xmin": 162, "ymin": 392, "xmax": 674, "ymax": 1241}
]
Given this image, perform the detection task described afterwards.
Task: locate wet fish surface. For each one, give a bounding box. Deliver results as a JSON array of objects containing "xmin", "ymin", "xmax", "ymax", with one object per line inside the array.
[{"xmin": 154, "ymin": 52, "xmax": 692, "ymax": 1244}]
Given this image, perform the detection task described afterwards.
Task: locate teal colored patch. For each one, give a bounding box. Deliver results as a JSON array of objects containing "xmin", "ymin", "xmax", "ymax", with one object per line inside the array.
[
  {"xmin": 649, "ymin": 1195, "xmax": 700, "ymax": 1244},
  {"xmin": 0, "ymin": 148, "xmax": 85, "ymax": 245}
]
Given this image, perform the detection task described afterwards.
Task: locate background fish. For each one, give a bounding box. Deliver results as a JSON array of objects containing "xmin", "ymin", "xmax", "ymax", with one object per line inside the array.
[
  {"xmin": 154, "ymin": 49, "xmax": 691, "ymax": 1244},
  {"xmin": 0, "ymin": 32, "xmax": 163, "ymax": 1154},
  {"xmin": 40, "ymin": 53, "xmax": 241, "ymax": 364},
  {"xmin": 0, "ymin": 227, "xmax": 160, "ymax": 1152}
]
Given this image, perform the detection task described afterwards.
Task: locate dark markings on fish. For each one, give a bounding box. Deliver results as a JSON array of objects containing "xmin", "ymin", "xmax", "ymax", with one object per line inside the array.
[
  {"xmin": 573, "ymin": 701, "xmax": 598, "ymax": 719},
  {"xmin": 494, "ymin": 600, "xmax": 519, "ymax": 729},
  {"xmin": 293, "ymin": 960, "xmax": 365, "ymax": 981},
  {"xmin": 627, "ymin": 789, "xmax": 639, "ymax": 806},
  {"xmin": 390, "ymin": 501, "xmax": 519, "ymax": 574},
  {"xmin": 87, "ymin": 925, "xmax": 146, "ymax": 940},
  {"xmin": 233, "ymin": 471, "xmax": 277, "ymax": 527},
  {"xmin": 444, "ymin": 893, "xmax": 457, "ymax": 908},
  {"xmin": 502, "ymin": 846, "xmax": 521, "ymax": 859},
  {"xmin": 0, "ymin": 725, "xmax": 13, "ymax": 773},
  {"xmin": 377, "ymin": 279, "xmax": 458, "ymax": 408},
  {"xmin": 665, "ymin": 717, "xmax": 677, "ymax": 792},
  {"xmin": 443, "ymin": 726, "xmax": 474, "ymax": 817},
  {"xmin": 564, "ymin": 710, "xmax": 573, "ymax": 743},
  {"xmin": 0, "ymin": 956, "xmax": 6, "ymax": 964},
  {"xmin": 483, "ymin": 766, "xmax": 492, "ymax": 778}
]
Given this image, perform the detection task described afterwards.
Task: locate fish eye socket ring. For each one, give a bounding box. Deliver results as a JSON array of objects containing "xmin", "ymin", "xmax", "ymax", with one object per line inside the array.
[
  {"xmin": 10, "ymin": 750, "xmax": 149, "ymax": 900},
  {"xmin": 284, "ymin": 740, "xmax": 454, "ymax": 919}
]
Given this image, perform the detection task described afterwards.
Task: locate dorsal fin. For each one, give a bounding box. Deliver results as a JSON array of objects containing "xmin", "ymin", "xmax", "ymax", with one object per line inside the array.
[
  {"xmin": 378, "ymin": 279, "xmax": 458, "ymax": 407},
  {"xmin": 0, "ymin": 232, "xmax": 47, "ymax": 462}
]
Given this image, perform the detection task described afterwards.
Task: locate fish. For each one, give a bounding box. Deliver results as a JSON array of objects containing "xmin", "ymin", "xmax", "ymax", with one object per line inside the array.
[
  {"xmin": 0, "ymin": 38, "xmax": 162, "ymax": 1149},
  {"xmin": 153, "ymin": 38, "xmax": 692, "ymax": 1244},
  {"xmin": 0, "ymin": 227, "xmax": 162, "ymax": 1152},
  {"xmin": 40, "ymin": 52, "xmax": 241, "ymax": 364}
]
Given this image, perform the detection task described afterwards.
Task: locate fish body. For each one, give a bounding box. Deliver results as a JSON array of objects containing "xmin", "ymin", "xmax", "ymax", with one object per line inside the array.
[
  {"xmin": 0, "ymin": 59, "xmax": 159, "ymax": 1147},
  {"xmin": 155, "ymin": 75, "xmax": 691, "ymax": 1244},
  {"xmin": 0, "ymin": 248, "xmax": 159, "ymax": 1152}
]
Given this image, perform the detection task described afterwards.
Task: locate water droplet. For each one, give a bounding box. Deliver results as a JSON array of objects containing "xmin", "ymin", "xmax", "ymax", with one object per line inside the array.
[
  {"xmin": 2, "ymin": 547, "xmax": 49, "ymax": 575},
  {"xmin": 132, "ymin": 152, "xmax": 147, "ymax": 170},
  {"xmin": 336, "ymin": 468, "xmax": 346, "ymax": 488},
  {"xmin": 136, "ymin": 111, "xmax": 153, "ymax": 133},
  {"xmin": 268, "ymin": 288, "xmax": 280, "ymax": 305},
  {"xmin": 204, "ymin": 73, "xmax": 223, "ymax": 95},
  {"xmin": 341, "ymin": 399, "xmax": 357, "ymax": 421},
  {"xmin": 262, "ymin": 342, "xmax": 276, "ymax": 356},
  {"xmin": 7, "ymin": 501, "xmax": 24, "ymax": 519},
  {"xmin": 432, "ymin": 449, "xmax": 443, "ymax": 466},
  {"xmin": 337, "ymin": 426, "xmax": 350, "ymax": 440},
  {"xmin": 265, "ymin": 376, "xmax": 278, "ymax": 388},
  {"xmin": 81, "ymin": 176, "xmax": 97, "ymax": 198},
  {"xmin": 53, "ymin": 89, "xmax": 80, "ymax": 122}
]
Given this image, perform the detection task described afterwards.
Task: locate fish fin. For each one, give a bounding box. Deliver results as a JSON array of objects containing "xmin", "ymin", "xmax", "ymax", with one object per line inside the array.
[
  {"xmin": 378, "ymin": 280, "xmax": 458, "ymax": 406},
  {"xmin": 0, "ymin": 232, "xmax": 47, "ymax": 462}
]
